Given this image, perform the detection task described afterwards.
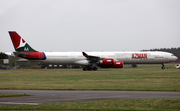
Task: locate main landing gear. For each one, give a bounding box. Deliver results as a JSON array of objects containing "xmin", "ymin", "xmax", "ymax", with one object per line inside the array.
[
  {"xmin": 162, "ymin": 63, "xmax": 165, "ymax": 69},
  {"xmin": 83, "ymin": 66, "xmax": 97, "ymax": 71}
]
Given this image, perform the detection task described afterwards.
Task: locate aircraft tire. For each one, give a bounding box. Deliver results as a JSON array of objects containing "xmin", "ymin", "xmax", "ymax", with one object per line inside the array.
[
  {"xmin": 92, "ymin": 67, "xmax": 97, "ymax": 71},
  {"xmin": 87, "ymin": 67, "xmax": 92, "ymax": 71},
  {"xmin": 83, "ymin": 67, "xmax": 87, "ymax": 71},
  {"xmin": 161, "ymin": 66, "xmax": 165, "ymax": 69}
]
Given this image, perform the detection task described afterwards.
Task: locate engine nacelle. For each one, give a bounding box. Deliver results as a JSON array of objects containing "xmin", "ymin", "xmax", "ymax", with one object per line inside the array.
[
  {"xmin": 98, "ymin": 58, "xmax": 114, "ymax": 68},
  {"xmin": 98, "ymin": 59, "xmax": 123, "ymax": 68},
  {"xmin": 112, "ymin": 61, "xmax": 123, "ymax": 68}
]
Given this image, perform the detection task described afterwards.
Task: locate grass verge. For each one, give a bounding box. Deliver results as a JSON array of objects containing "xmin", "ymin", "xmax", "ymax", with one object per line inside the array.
[
  {"xmin": 0, "ymin": 64, "xmax": 180, "ymax": 91},
  {"xmin": 0, "ymin": 98, "xmax": 179, "ymax": 110},
  {"xmin": 0, "ymin": 65, "xmax": 179, "ymax": 110}
]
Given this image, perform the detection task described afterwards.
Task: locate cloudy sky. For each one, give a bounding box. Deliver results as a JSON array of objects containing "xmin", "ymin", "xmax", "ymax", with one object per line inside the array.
[{"xmin": 1, "ymin": 0, "xmax": 180, "ymax": 52}]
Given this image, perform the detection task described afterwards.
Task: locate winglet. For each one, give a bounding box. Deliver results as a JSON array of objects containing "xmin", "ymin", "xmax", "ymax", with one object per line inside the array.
[
  {"xmin": 82, "ymin": 52, "xmax": 101, "ymax": 61},
  {"xmin": 82, "ymin": 52, "xmax": 88, "ymax": 57}
]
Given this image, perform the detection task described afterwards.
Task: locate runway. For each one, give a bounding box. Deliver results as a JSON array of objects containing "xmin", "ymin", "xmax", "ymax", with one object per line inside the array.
[{"xmin": 0, "ymin": 90, "xmax": 180, "ymax": 106}]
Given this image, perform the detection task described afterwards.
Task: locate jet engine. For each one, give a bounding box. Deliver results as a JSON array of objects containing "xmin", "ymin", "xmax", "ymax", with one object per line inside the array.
[
  {"xmin": 98, "ymin": 58, "xmax": 123, "ymax": 68},
  {"xmin": 112, "ymin": 61, "xmax": 123, "ymax": 68}
]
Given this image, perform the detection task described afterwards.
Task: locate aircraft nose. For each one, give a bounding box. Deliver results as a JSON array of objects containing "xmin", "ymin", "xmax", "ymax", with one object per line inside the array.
[
  {"xmin": 172, "ymin": 55, "xmax": 178, "ymax": 61},
  {"xmin": 174, "ymin": 56, "xmax": 178, "ymax": 61}
]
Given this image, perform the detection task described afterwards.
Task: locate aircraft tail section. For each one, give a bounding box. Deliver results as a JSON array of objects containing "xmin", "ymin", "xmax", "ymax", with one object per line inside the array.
[
  {"xmin": 9, "ymin": 31, "xmax": 46, "ymax": 60},
  {"xmin": 9, "ymin": 31, "xmax": 37, "ymax": 52}
]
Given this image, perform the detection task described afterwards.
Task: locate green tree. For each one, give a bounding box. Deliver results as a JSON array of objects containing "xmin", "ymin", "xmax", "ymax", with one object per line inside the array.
[{"xmin": 0, "ymin": 52, "xmax": 8, "ymax": 59}]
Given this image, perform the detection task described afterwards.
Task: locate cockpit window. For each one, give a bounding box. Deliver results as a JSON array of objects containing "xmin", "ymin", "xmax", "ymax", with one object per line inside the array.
[{"xmin": 171, "ymin": 55, "xmax": 174, "ymax": 56}]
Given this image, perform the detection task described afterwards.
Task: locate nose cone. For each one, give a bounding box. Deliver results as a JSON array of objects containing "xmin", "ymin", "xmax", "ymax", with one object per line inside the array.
[
  {"xmin": 171, "ymin": 55, "xmax": 178, "ymax": 61},
  {"xmin": 174, "ymin": 56, "xmax": 178, "ymax": 61},
  {"xmin": 166, "ymin": 53, "xmax": 178, "ymax": 62}
]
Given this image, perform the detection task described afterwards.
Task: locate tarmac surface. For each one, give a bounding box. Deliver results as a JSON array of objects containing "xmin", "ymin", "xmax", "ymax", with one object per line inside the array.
[{"xmin": 0, "ymin": 90, "xmax": 180, "ymax": 106}]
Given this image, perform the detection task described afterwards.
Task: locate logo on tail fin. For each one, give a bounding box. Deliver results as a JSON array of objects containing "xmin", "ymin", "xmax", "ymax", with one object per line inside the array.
[
  {"xmin": 24, "ymin": 47, "xmax": 29, "ymax": 51},
  {"xmin": 9, "ymin": 31, "xmax": 37, "ymax": 52},
  {"xmin": 19, "ymin": 37, "xmax": 26, "ymax": 48}
]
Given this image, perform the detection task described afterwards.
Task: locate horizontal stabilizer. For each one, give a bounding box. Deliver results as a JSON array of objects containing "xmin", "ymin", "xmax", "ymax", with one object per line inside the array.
[{"xmin": 13, "ymin": 52, "xmax": 28, "ymax": 57}]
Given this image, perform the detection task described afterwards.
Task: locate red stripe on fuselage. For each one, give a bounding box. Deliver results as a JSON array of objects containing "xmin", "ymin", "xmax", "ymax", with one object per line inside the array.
[{"xmin": 19, "ymin": 52, "xmax": 46, "ymax": 60}]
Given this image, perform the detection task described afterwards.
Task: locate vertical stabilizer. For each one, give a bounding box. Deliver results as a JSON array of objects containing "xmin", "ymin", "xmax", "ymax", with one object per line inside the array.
[
  {"xmin": 9, "ymin": 31, "xmax": 37, "ymax": 52},
  {"xmin": 8, "ymin": 31, "xmax": 46, "ymax": 60}
]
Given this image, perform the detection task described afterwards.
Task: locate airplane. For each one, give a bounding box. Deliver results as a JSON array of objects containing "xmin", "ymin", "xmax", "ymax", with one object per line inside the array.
[{"xmin": 8, "ymin": 31, "xmax": 178, "ymax": 71}]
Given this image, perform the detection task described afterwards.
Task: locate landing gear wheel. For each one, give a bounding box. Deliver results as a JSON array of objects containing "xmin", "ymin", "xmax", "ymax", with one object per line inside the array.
[
  {"xmin": 83, "ymin": 67, "xmax": 87, "ymax": 71},
  {"xmin": 161, "ymin": 66, "xmax": 165, "ymax": 69},
  {"xmin": 92, "ymin": 67, "xmax": 97, "ymax": 71},
  {"xmin": 87, "ymin": 67, "xmax": 92, "ymax": 71},
  {"xmin": 83, "ymin": 66, "xmax": 98, "ymax": 71}
]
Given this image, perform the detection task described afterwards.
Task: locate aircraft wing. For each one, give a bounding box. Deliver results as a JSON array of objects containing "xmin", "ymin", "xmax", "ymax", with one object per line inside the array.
[{"xmin": 82, "ymin": 52, "xmax": 101, "ymax": 62}]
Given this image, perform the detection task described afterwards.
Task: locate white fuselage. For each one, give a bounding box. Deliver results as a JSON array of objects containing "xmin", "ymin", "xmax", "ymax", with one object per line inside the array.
[
  {"xmin": 8, "ymin": 31, "xmax": 178, "ymax": 69},
  {"xmin": 36, "ymin": 51, "xmax": 177, "ymax": 65}
]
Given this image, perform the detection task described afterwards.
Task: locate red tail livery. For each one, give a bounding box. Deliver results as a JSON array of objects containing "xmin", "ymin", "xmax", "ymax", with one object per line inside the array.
[{"xmin": 9, "ymin": 31, "xmax": 46, "ymax": 60}]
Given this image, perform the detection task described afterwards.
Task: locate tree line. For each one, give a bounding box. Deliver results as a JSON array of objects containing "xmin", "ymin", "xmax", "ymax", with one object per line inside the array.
[{"xmin": 0, "ymin": 52, "xmax": 8, "ymax": 59}]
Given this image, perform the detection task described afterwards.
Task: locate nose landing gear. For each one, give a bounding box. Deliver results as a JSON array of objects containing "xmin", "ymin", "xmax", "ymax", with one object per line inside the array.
[{"xmin": 162, "ymin": 63, "xmax": 165, "ymax": 69}]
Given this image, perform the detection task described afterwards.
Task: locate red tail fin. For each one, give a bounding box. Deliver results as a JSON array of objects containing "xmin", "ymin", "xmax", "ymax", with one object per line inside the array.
[{"xmin": 9, "ymin": 31, "xmax": 37, "ymax": 52}]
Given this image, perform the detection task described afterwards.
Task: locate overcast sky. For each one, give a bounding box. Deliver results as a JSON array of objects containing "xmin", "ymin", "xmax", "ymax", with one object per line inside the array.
[{"xmin": 1, "ymin": 0, "xmax": 180, "ymax": 52}]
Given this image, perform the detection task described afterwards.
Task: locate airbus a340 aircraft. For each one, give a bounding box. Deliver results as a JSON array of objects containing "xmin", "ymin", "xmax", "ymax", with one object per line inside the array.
[{"xmin": 9, "ymin": 31, "xmax": 178, "ymax": 71}]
